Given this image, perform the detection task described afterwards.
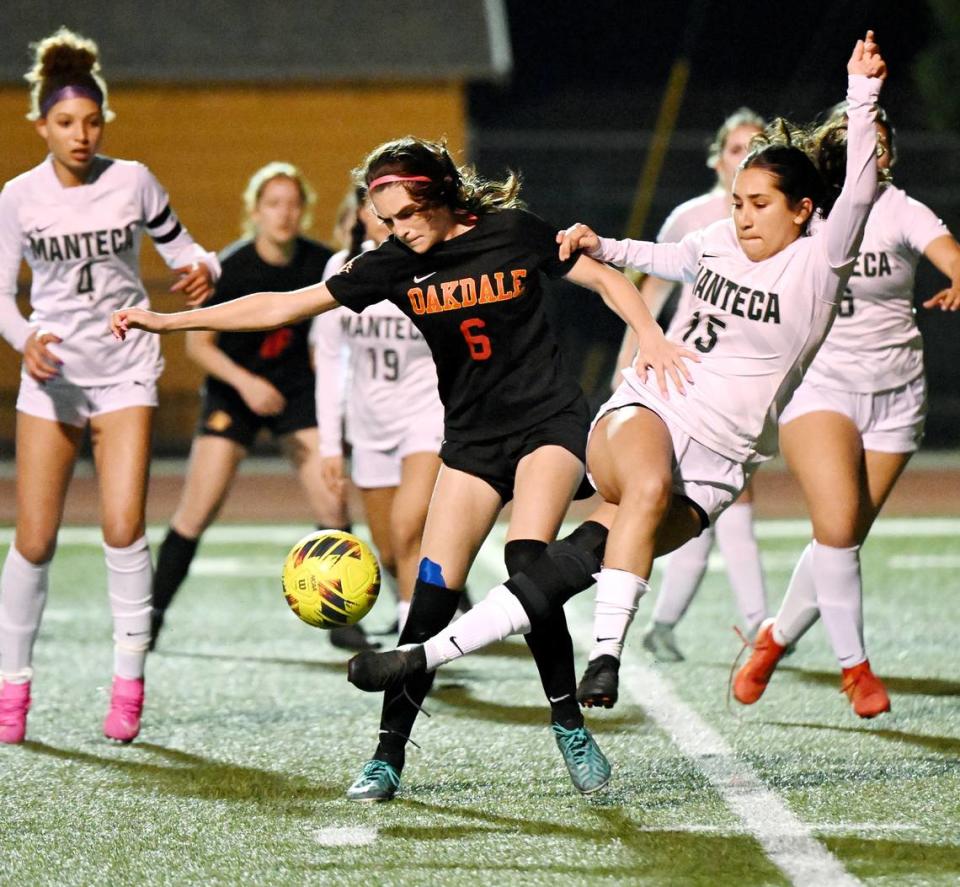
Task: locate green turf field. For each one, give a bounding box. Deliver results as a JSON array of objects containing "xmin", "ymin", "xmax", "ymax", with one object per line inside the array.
[{"xmin": 1, "ymin": 520, "xmax": 958, "ymax": 886}]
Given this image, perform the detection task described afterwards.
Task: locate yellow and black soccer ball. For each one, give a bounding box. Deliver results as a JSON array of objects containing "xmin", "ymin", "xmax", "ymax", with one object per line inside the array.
[{"xmin": 281, "ymin": 530, "xmax": 381, "ymax": 629}]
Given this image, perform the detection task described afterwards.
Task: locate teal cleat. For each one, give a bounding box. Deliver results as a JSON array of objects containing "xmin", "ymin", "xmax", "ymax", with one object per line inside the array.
[
  {"xmin": 346, "ymin": 759, "xmax": 401, "ymax": 802},
  {"xmin": 552, "ymin": 724, "xmax": 611, "ymax": 794}
]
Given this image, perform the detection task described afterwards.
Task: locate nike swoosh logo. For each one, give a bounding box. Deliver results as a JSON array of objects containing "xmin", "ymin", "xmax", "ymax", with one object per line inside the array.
[
  {"xmin": 413, "ymin": 273, "xmax": 436, "ymax": 283},
  {"xmin": 449, "ymin": 636, "xmax": 464, "ymax": 656},
  {"xmin": 125, "ymin": 631, "xmax": 151, "ymax": 636},
  {"xmin": 31, "ymin": 222, "xmax": 56, "ymax": 234},
  {"xmin": 701, "ymin": 253, "xmax": 718, "ymax": 259},
  {"xmin": 595, "ymin": 637, "xmax": 617, "ymax": 643},
  {"xmin": 548, "ymin": 694, "xmax": 571, "ymax": 703}
]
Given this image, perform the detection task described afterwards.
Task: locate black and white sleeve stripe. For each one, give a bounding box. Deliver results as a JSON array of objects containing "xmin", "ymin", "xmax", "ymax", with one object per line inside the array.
[{"xmin": 146, "ymin": 203, "xmax": 183, "ymax": 244}]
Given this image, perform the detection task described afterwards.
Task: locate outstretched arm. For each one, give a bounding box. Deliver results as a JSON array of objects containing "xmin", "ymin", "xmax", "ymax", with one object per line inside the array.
[
  {"xmin": 111, "ymin": 282, "xmax": 338, "ymax": 340},
  {"xmin": 922, "ymin": 234, "xmax": 960, "ymax": 311},
  {"xmin": 823, "ymin": 31, "xmax": 885, "ymax": 268},
  {"xmin": 565, "ymin": 255, "xmax": 698, "ymax": 396}
]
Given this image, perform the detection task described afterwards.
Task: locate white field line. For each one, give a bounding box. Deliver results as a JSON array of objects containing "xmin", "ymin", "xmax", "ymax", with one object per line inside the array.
[
  {"xmin": 566, "ymin": 612, "xmax": 862, "ymax": 887},
  {"xmin": 887, "ymin": 554, "xmax": 960, "ymax": 569},
  {"xmin": 312, "ymin": 826, "xmax": 378, "ymax": 847},
  {"xmin": 0, "ymin": 517, "xmax": 958, "ymax": 548},
  {"xmin": 189, "ymin": 558, "xmax": 280, "ymax": 577},
  {"xmin": 632, "ymin": 822, "xmax": 917, "ymax": 836}
]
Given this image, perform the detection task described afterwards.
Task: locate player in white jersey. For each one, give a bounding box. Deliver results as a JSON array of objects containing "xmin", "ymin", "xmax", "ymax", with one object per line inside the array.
[
  {"xmin": 611, "ymin": 109, "xmax": 769, "ymax": 662},
  {"xmin": 0, "ymin": 29, "xmax": 219, "ymax": 745},
  {"xmin": 345, "ymin": 33, "xmax": 886, "ymax": 728},
  {"xmin": 734, "ymin": 104, "xmax": 960, "ymax": 718},
  {"xmin": 313, "ymin": 191, "xmax": 443, "ymax": 633}
]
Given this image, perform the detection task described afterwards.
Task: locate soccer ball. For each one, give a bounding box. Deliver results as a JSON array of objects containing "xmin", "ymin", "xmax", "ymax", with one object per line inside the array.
[{"xmin": 281, "ymin": 530, "xmax": 381, "ymax": 629}]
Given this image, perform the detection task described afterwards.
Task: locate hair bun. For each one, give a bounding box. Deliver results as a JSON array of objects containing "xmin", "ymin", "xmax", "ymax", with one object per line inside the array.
[{"xmin": 27, "ymin": 27, "xmax": 101, "ymax": 86}]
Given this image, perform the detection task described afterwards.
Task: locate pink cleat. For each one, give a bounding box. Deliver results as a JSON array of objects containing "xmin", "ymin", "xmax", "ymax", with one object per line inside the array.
[
  {"xmin": 0, "ymin": 681, "xmax": 31, "ymax": 744},
  {"xmin": 103, "ymin": 676, "xmax": 144, "ymax": 743}
]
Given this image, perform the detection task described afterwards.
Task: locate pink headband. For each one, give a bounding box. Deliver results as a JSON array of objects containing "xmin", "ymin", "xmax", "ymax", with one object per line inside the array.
[
  {"xmin": 41, "ymin": 84, "xmax": 103, "ymax": 117},
  {"xmin": 367, "ymin": 174, "xmax": 432, "ymax": 192}
]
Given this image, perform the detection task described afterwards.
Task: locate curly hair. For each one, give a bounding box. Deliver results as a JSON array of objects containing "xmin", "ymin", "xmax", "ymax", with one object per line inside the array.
[{"xmin": 25, "ymin": 27, "xmax": 113, "ymax": 121}]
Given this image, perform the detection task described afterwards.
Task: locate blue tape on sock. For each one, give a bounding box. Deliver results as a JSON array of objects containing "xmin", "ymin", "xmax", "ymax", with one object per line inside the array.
[{"xmin": 417, "ymin": 557, "xmax": 446, "ymax": 588}]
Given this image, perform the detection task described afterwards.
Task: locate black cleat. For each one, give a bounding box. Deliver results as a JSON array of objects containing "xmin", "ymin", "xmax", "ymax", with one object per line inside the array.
[
  {"xmin": 347, "ymin": 645, "xmax": 427, "ymax": 692},
  {"xmin": 576, "ymin": 655, "xmax": 621, "ymax": 709},
  {"xmin": 330, "ymin": 624, "xmax": 381, "ymax": 652}
]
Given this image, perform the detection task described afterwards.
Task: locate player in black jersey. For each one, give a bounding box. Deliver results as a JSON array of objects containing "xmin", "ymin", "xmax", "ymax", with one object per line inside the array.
[
  {"xmin": 112, "ymin": 137, "xmax": 694, "ymax": 799},
  {"xmin": 148, "ymin": 163, "xmax": 366, "ymax": 651}
]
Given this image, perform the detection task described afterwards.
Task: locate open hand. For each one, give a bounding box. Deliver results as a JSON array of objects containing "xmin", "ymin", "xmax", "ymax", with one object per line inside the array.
[
  {"xmin": 23, "ymin": 329, "xmax": 63, "ymax": 382},
  {"xmin": 923, "ymin": 286, "xmax": 960, "ymax": 312},
  {"xmin": 556, "ymin": 223, "xmax": 602, "ymax": 262},
  {"xmin": 171, "ymin": 263, "xmax": 214, "ymax": 307},
  {"xmin": 633, "ymin": 329, "xmax": 700, "ymax": 398}
]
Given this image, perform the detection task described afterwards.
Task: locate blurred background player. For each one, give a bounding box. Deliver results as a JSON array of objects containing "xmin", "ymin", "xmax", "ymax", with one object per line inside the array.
[
  {"xmin": 613, "ymin": 108, "xmax": 769, "ymax": 662},
  {"xmin": 109, "ymin": 135, "xmax": 692, "ymax": 800},
  {"xmin": 734, "ymin": 102, "xmax": 960, "ymax": 718},
  {"xmin": 0, "ymin": 28, "xmax": 218, "ymax": 744},
  {"xmin": 313, "ymin": 188, "xmax": 443, "ymax": 635},
  {"xmin": 148, "ymin": 162, "xmax": 367, "ymax": 652}
]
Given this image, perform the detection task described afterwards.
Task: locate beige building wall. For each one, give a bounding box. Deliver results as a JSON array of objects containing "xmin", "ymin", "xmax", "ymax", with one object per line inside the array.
[{"xmin": 0, "ymin": 82, "xmax": 465, "ymax": 449}]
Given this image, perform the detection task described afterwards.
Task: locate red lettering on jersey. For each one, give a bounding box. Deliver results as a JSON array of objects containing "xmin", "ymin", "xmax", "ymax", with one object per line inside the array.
[
  {"xmin": 510, "ymin": 269, "xmax": 527, "ymax": 298},
  {"xmin": 259, "ymin": 327, "xmax": 293, "ymax": 360},
  {"xmin": 478, "ymin": 274, "xmax": 497, "ymax": 304},
  {"xmin": 407, "ymin": 287, "xmax": 426, "ymax": 314},
  {"xmin": 460, "ymin": 277, "xmax": 477, "ymax": 307},
  {"xmin": 441, "ymin": 280, "xmax": 462, "ymax": 311},
  {"xmin": 494, "ymin": 272, "xmax": 508, "ymax": 300},
  {"xmin": 425, "ymin": 285, "xmax": 443, "ymax": 313}
]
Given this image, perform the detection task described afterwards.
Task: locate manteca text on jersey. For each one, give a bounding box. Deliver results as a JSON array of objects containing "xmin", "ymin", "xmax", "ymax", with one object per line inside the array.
[
  {"xmin": 406, "ymin": 269, "xmax": 527, "ymax": 315},
  {"xmin": 692, "ymin": 265, "xmax": 782, "ymax": 324},
  {"xmin": 28, "ymin": 222, "xmax": 136, "ymax": 263},
  {"xmin": 340, "ymin": 314, "xmax": 424, "ymax": 341}
]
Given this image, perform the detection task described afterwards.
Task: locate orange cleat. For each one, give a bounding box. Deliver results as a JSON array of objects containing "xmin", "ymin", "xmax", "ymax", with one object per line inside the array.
[
  {"xmin": 733, "ymin": 618, "xmax": 787, "ymax": 705},
  {"xmin": 841, "ymin": 660, "xmax": 890, "ymax": 718}
]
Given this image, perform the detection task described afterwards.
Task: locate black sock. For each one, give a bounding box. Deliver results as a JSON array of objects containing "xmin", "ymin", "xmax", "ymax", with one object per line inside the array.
[
  {"xmin": 374, "ymin": 577, "xmax": 461, "ymax": 771},
  {"xmin": 506, "ymin": 540, "xmax": 583, "ymax": 730},
  {"xmin": 320, "ymin": 523, "xmax": 353, "ymax": 534},
  {"xmin": 152, "ymin": 527, "xmax": 199, "ymax": 614}
]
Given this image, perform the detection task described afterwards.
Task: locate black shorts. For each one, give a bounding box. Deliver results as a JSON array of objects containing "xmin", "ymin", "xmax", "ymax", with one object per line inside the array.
[
  {"xmin": 440, "ymin": 396, "xmax": 592, "ymax": 504},
  {"xmin": 197, "ymin": 383, "xmax": 316, "ymax": 448}
]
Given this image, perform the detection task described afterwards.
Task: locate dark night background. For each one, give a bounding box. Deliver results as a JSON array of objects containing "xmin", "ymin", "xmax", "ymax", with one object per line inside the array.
[{"xmin": 469, "ymin": 1, "xmax": 960, "ymax": 443}]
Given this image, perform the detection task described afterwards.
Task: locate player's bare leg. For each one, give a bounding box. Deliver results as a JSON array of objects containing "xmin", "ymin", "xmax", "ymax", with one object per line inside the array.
[
  {"xmin": 90, "ymin": 406, "xmax": 154, "ymax": 741},
  {"xmin": 743, "ymin": 411, "xmax": 910, "ymax": 715},
  {"xmin": 284, "ymin": 427, "xmax": 349, "ymax": 529},
  {"xmin": 578, "ymin": 407, "xmax": 701, "ymax": 707},
  {"xmin": 0, "ymin": 414, "xmax": 82, "ymax": 743}
]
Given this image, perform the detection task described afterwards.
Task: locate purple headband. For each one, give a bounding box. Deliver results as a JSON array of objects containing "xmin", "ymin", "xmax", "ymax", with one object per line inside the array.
[{"xmin": 40, "ymin": 84, "xmax": 103, "ymax": 118}]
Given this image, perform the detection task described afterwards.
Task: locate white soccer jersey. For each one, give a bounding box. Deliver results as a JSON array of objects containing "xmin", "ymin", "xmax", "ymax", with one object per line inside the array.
[
  {"xmin": 594, "ymin": 75, "xmax": 881, "ymax": 465},
  {"xmin": 803, "ymin": 184, "xmax": 948, "ymax": 392},
  {"xmin": 0, "ymin": 155, "xmax": 219, "ymax": 385},
  {"xmin": 656, "ymin": 189, "xmax": 730, "ymax": 338},
  {"xmin": 313, "ymin": 248, "xmax": 442, "ymax": 457}
]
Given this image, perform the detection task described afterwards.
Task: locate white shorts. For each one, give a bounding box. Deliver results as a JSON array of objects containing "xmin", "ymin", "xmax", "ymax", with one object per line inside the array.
[
  {"xmin": 779, "ymin": 375, "xmax": 926, "ymax": 453},
  {"xmin": 16, "ymin": 375, "xmax": 158, "ymax": 428},
  {"xmin": 590, "ymin": 382, "xmax": 752, "ymax": 528},
  {"xmin": 351, "ymin": 426, "xmax": 444, "ymax": 489}
]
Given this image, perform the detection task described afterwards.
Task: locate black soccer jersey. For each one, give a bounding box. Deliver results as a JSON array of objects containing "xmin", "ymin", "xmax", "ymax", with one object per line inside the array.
[
  {"xmin": 324, "ymin": 208, "xmax": 583, "ymax": 442},
  {"xmin": 206, "ymin": 236, "xmax": 332, "ymax": 397}
]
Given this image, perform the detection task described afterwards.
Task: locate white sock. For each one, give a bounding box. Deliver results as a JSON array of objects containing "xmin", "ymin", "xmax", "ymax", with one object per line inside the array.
[
  {"xmin": 651, "ymin": 528, "xmax": 714, "ymax": 625},
  {"xmin": 714, "ymin": 503, "xmax": 768, "ymax": 630},
  {"xmin": 812, "ymin": 542, "xmax": 865, "ymax": 668},
  {"xmin": 423, "ymin": 584, "xmax": 530, "ymax": 670},
  {"xmin": 396, "ymin": 600, "xmax": 410, "ymax": 634},
  {"xmin": 0, "ymin": 546, "xmax": 49, "ymax": 682},
  {"xmin": 104, "ymin": 536, "xmax": 153, "ymax": 680},
  {"xmin": 589, "ymin": 568, "xmax": 650, "ymax": 660},
  {"xmin": 773, "ymin": 542, "xmax": 820, "ymax": 646}
]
